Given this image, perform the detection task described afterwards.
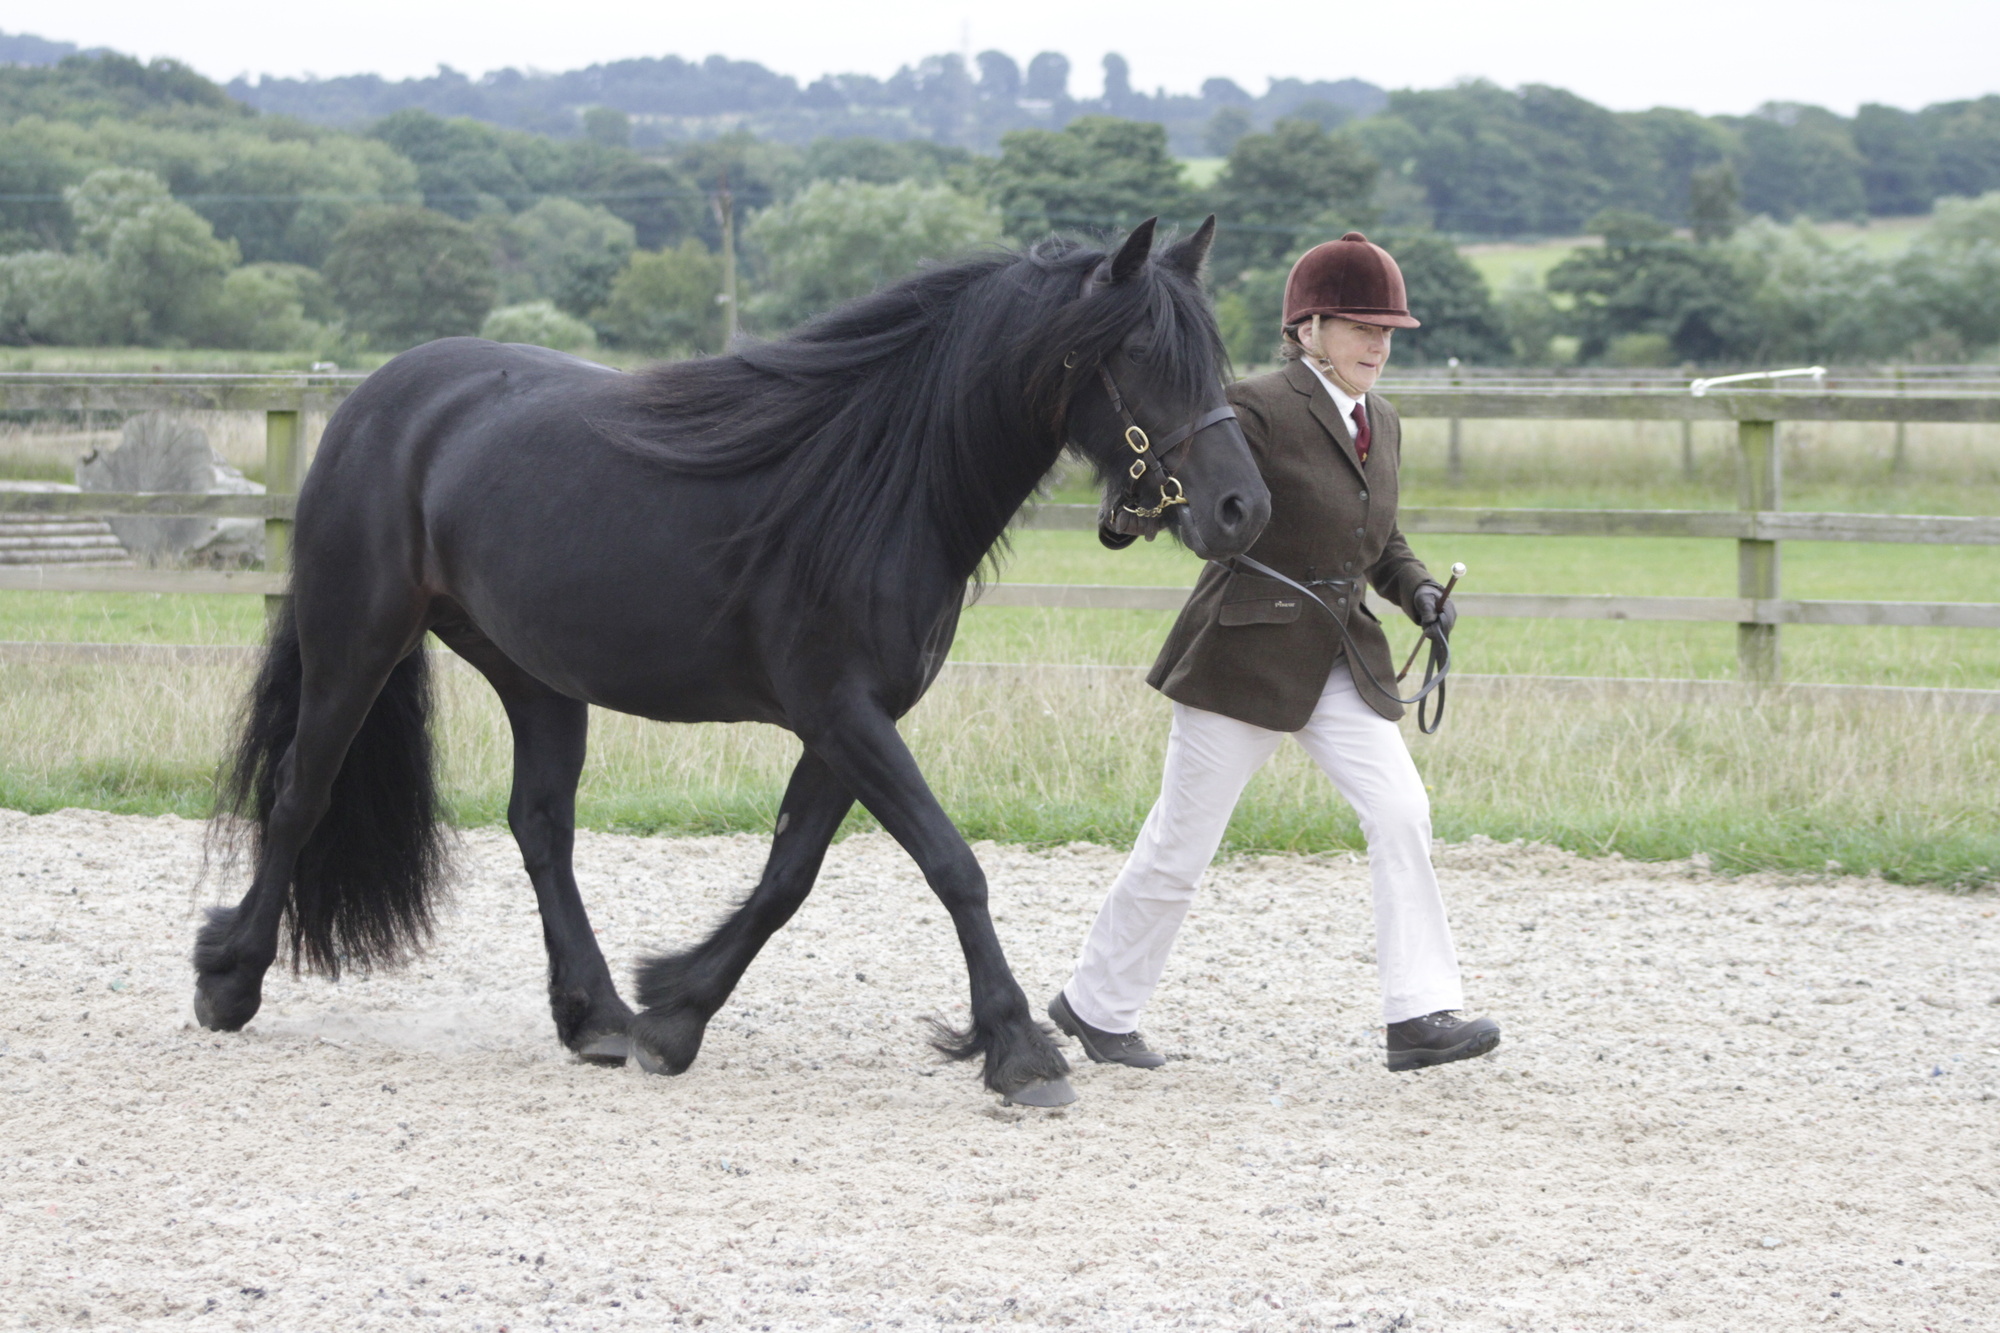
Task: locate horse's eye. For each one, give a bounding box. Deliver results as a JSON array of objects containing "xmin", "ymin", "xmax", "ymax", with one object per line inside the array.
[{"xmin": 1125, "ymin": 345, "xmax": 1150, "ymax": 363}]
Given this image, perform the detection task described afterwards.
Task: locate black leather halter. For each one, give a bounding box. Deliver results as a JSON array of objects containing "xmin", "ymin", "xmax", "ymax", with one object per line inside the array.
[{"xmin": 1095, "ymin": 364, "xmax": 1239, "ymax": 522}]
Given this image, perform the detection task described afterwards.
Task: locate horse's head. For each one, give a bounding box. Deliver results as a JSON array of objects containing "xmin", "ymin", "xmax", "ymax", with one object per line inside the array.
[{"xmin": 1053, "ymin": 217, "xmax": 1270, "ymax": 561}]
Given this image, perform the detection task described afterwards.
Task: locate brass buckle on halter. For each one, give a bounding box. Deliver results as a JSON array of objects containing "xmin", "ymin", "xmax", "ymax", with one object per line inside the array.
[
  {"xmin": 1125, "ymin": 425, "xmax": 1150, "ymax": 453},
  {"xmin": 1127, "ymin": 458, "xmax": 1148, "ymax": 480},
  {"xmin": 1121, "ymin": 475, "xmax": 1188, "ymax": 519}
]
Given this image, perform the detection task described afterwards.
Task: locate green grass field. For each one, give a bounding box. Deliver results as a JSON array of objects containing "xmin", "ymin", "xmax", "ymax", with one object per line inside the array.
[
  {"xmin": 1179, "ymin": 157, "xmax": 1226, "ymax": 189},
  {"xmin": 1, "ymin": 405, "xmax": 1993, "ymax": 885},
  {"xmin": 1458, "ymin": 237, "xmax": 1596, "ymax": 295},
  {"xmin": 1456, "ymin": 214, "xmax": 1934, "ymax": 295},
  {"xmin": 2, "ymin": 650, "xmax": 1992, "ymax": 889}
]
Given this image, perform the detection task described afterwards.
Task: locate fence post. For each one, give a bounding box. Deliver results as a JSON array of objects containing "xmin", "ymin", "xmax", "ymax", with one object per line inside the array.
[
  {"xmin": 1736, "ymin": 418, "xmax": 1780, "ymax": 685},
  {"xmin": 264, "ymin": 409, "xmax": 300, "ymax": 623},
  {"xmin": 714, "ymin": 171, "xmax": 737, "ymax": 346}
]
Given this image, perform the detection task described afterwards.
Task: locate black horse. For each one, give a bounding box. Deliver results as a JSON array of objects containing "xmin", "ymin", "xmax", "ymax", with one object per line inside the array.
[{"xmin": 193, "ymin": 218, "xmax": 1270, "ymax": 1105}]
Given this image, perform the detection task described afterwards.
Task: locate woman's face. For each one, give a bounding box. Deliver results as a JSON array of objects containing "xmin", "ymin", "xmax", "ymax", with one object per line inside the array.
[{"xmin": 1303, "ymin": 317, "xmax": 1393, "ymax": 393}]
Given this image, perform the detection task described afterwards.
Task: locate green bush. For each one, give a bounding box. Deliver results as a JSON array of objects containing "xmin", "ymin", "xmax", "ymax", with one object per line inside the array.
[
  {"xmin": 745, "ymin": 178, "xmax": 1001, "ymax": 329},
  {"xmin": 0, "ymin": 167, "xmax": 239, "ymax": 347},
  {"xmin": 480, "ymin": 300, "xmax": 597, "ymax": 351},
  {"xmin": 207, "ymin": 262, "xmax": 331, "ymax": 351},
  {"xmin": 1204, "ymin": 119, "xmax": 1378, "ymax": 280},
  {"xmin": 1606, "ymin": 331, "xmax": 1675, "ymax": 366},
  {"xmin": 1899, "ymin": 191, "xmax": 2000, "ymax": 354},
  {"xmin": 591, "ymin": 240, "xmax": 724, "ymax": 355},
  {"xmin": 987, "ymin": 116, "xmax": 1188, "ymax": 244},
  {"xmin": 0, "ymin": 248, "xmax": 111, "ymax": 344},
  {"xmin": 323, "ymin": 205, "xmax": 496, "ymax": 349},
  {"xmin": 1213, "ymin": 266, "xmax": 1287, "ymax": 369},
  {"xmin": 484, "ymin": 197, "xmax": 636, "ymax": 316}
]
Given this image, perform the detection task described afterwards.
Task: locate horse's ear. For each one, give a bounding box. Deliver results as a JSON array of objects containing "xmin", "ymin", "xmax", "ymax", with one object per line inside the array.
[
  {"xmin": 1109, "ymin": 217, "xmax": 1158, "ymax": 283},
  {"xmin": 1164, "ymin": 215, "xmax": 1217, "ymax": 279}
]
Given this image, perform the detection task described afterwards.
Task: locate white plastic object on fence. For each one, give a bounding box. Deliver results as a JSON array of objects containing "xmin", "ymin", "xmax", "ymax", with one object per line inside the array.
[{"xmin": 1688, "ymin": 366, "xmax": 1827, "ymax": 397}]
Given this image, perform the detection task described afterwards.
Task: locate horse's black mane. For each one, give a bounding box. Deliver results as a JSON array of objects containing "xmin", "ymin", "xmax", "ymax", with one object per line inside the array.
[{"xmin": 601, "ymin": 234, "xmax": 1225, "ymax": 607}]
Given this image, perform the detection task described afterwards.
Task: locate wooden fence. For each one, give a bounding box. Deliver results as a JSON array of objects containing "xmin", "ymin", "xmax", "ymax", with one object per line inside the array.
[{"xmin": 2, "ymin": 372, "xmax": 1998, "ymax": 689}]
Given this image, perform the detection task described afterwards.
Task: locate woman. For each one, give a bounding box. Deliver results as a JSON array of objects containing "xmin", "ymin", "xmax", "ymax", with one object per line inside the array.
[{"xmin": 1050, "ymin": 232, "xmax": 1500, "ymax": 1073}]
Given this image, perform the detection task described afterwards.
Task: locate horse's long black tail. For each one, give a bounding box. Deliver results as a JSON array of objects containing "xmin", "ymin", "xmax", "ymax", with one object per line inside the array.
[{"xmin": 219, "ymin": 604, "xmax": 449, "ymax": 977}]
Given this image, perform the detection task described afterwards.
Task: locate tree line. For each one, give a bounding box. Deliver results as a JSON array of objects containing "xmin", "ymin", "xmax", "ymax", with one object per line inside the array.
[
  {"xmin": 11, "ymin": 31, "xmax": 2000, "ymax": 235},
  {"xmin": 222, "ymin": 52, "xmax": 2000, "ymax": 238},
  {"xmin": 0, "ymin": 50, "xmax": 1996, "ymax": 367}
]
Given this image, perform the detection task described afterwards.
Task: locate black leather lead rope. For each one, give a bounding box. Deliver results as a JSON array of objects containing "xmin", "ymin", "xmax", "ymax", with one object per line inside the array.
[{"xmin": 1221, "ymin": 553, "xmax": 1452, "ymax": 734}]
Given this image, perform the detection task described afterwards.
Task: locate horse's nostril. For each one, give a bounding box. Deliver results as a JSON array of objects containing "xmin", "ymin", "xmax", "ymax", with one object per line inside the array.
[{"xmin": 1218, "ymin": 493, "xmax": 1248, "ymax": 533}]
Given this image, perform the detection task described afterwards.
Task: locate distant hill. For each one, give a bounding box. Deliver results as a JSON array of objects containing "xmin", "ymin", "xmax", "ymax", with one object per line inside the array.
[
  {"xmin": 0, "ymin": 45, "xmax": 243, "ymax": 123},
  {"xmin": 225, "ymin": 51, "xmax": 1388, "ymax": 154},
  {"xmin": 7, "ymin": 29, "xmax": 1997, "ymax": 240},
  {"xmin": 0, "ymin": 30, "xmax": 79, "ymax": 66}
]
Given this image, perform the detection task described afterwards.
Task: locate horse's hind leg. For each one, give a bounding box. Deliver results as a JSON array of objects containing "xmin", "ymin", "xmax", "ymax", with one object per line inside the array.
[
  {"xmin": 630, "ymin": 750, "xmax": 854, "ymax": 1076},
  {"xmin": 435, "ymin": 623, "xmax": 634, "ymax": 1063},
  {"xmin": 196, "ymin": 633, "xmax": 425, "ymax": 1030}
]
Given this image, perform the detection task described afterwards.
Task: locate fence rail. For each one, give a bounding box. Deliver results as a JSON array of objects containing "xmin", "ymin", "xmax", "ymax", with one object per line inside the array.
[
  {"xmin": 3, "ymin": 374, "xmax": 1998, "ymax": 688},
  {"xmin": 9, "ymin": 495, "xmax": 1999, "ymax": 548},
  {"xmin": 4, "ymin": 640, "xmax": 1995, "ymax": 715},
  {"xmin": 1018, "ymin": 502, "xmax": 2000, "ymax": 545}
]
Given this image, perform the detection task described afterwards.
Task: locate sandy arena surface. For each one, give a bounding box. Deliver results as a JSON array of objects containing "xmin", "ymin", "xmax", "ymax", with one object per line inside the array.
[{"xmin": 2, "ymin": 807, "xmax": 1997, "ymax": 1332}]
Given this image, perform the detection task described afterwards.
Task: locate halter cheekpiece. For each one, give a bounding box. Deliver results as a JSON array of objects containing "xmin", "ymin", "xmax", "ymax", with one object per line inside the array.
[{"xmin": 1091, "ymin": 363, "xmax": 1238, "ymax": 521}]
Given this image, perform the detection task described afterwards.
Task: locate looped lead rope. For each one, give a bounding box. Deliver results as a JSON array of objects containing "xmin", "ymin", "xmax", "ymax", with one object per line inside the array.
[{"xmin": 1220, "ymin": 554, "xmax": 1451, "ymax": 734}]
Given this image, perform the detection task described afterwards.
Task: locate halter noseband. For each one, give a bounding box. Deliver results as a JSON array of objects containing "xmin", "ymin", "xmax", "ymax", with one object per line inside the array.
[{"xmin": 1091, "ymin": 363, "xmax": 1238, "ymax": 520}]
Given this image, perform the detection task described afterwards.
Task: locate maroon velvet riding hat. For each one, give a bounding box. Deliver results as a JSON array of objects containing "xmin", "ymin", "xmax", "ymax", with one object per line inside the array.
[{"xmin": 1281, "ymin": 231, "xmax": 1421, "ymax": 330}]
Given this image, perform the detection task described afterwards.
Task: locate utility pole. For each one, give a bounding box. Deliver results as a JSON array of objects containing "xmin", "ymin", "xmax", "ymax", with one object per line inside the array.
[
  {"xmin": 1891, "ymin": 365, "xmax": 1908, "ymax": 475},
  {"xmin": 1446, "ymin": 357, "xmax": 1464, "ymax": 485},
  {"xmin": 713, "ymin": 168, "xmax": 737, "ymax": 345}
]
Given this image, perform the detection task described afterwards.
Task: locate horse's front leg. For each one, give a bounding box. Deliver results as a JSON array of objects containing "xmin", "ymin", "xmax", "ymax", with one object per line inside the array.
[
  {"xmin": 629, "ymin": 750, "xmax": 854, "ymax": 1076},
  {"xmin": 802, "ymin": 699, "xmax": 1073, "ymax": 1106}
]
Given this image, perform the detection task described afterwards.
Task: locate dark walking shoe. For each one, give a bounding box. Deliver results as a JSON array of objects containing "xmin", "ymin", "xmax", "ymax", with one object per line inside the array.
[
  {"xmin": 1385, "ymin": 1010, "xmax": 1501, "ymax": 1071},
  {"xmin": 1048, "ymin": 991, "xmax": 1166, "ymax": 1069}
]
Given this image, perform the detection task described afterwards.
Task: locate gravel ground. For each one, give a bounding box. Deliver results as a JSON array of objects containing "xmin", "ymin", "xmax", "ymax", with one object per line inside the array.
[{"xmin": 2, "ymin": 806, "xmax": 1997, "ymax": 1332}]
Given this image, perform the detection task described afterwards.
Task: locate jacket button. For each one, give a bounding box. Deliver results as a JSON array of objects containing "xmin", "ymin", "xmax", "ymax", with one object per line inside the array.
[
  {"xmin": 1343, "ymin": 560, "xmax": 1355, "ymax": 571},
  {"xmin": 1359, "ymin": 490, "xmax": 1368, "ymax": 501},
  {"xmin": 1354, "ymin": 527, "xmax": 1366, "ymax": 538},
  {"xmin": 1337, "ymin": 597, "xmax": 1348, "ymax": 608}
]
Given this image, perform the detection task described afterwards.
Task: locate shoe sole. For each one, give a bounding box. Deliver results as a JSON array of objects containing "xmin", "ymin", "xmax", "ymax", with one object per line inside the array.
[
  {"xmin": 1385, "ymin": 1026, "xmax": 1501, "ymax": 1072},
  {"xmin": 1048, "ymin": 995, "xmax": 1164, "ymax": 1069}
]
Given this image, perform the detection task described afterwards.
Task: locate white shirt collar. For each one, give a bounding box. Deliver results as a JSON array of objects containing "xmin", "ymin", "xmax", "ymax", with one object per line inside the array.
[{"xmin": 1301, "ymin": 358, "xmax": 1367, "ymax": 433}]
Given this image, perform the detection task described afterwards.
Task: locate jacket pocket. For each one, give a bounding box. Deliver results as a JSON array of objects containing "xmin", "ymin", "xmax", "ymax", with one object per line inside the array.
[{"xmin": 1218, "ymin": 574, "xmax": 1304, "ymax": 626}]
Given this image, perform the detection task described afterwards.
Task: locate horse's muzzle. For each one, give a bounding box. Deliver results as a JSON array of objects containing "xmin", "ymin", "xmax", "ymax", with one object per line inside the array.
[{"xmin": 1180, "ymin": 483, "xmax": 1270, "ymax": 559}]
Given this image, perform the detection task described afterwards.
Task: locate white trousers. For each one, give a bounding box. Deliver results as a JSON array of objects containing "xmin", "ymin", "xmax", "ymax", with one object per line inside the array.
[{"xmin": 1065, "ymin": 667, "xmax": 1464, "ymax": 1030}]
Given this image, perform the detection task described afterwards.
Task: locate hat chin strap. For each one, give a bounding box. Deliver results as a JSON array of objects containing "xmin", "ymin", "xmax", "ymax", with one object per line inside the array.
[{"xmin": 1307, "ymin": 316, "xmax": 1371, "ymax": 399}]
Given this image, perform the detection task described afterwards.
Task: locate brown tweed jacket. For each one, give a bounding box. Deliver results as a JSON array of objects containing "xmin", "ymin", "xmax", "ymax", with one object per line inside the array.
[{"xmin": 1146, "ymin": 359, "xmax": 1440, "ymax": 730}]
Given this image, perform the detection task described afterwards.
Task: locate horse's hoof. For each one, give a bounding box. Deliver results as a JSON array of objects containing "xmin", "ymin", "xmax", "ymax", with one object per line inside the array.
[
  {"xmin": 1002, "ymin": 1076, "xmax": 1077, "ymax": 1108},
  {"xmin": 191, "ymin": 980, "xmax": 255, "ymax": 1032},
  {"xmin": 629, "ymin": 1009, "xmax": 704, "ymax": 1077},
  {"xmin": 631, "ymin": 1039, "xmax": 671, "ymax": 1075},
  {"xmin": 574, "ymin": 1032, "xmax": 631, "ymax": 1066}
]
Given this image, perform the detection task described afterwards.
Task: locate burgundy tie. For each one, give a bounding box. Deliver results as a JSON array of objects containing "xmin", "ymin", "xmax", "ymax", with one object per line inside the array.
[{"xmin": 1351, "ymin": 402, "xmax": 1371, "ymax": 464}]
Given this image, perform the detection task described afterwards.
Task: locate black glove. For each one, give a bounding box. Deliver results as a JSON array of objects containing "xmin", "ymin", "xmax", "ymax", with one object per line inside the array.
[{"xmin": 1412, "ymin": 582, "xmax": 1457, "ymax": 642}]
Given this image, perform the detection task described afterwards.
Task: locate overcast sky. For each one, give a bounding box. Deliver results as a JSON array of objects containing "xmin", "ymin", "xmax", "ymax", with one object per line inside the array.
[{"xmin": 31, "ymin": 0, "xmax": 2000, "ymax": 117}]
